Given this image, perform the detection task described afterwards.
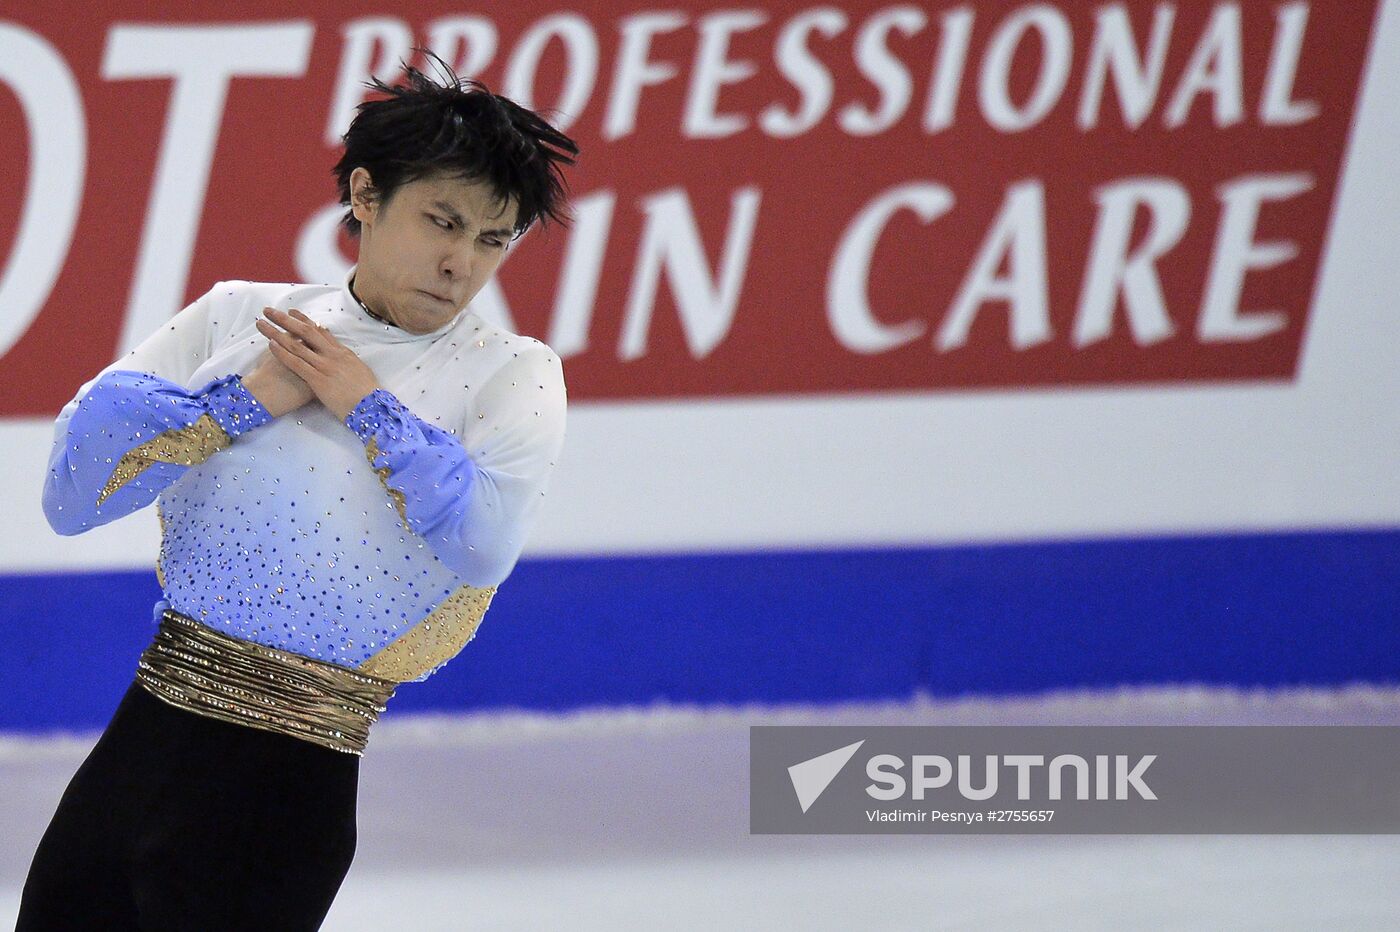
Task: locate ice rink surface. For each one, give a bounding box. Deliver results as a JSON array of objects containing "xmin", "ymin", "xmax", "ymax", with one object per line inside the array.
[{"xmin": 3, "ymin": 686, "xmax": 1398, "ymax": 931}]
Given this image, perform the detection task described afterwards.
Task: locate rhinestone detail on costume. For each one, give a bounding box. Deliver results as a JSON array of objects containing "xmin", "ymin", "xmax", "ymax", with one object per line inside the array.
[
  {"xmin": 358, "ymin": 583, "xmax": 497, "ymax": 681},
  {"xmin": 98, "ymin": 414, "xmax": 231, "ymax": 506},
  {"xmin": 137, "ymin": 609, "xmax": 397, "ymax": 755},
  {"xmin": 45, "ymin": 274, "xmax": 566, "ymax": 692}
]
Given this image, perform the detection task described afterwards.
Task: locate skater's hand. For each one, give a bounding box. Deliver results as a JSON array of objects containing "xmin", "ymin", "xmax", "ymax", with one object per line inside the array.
[
  {"xmin": 241, "ymin": 344, "xmax": 315, "ymax": 418},
  {"xmin": 256, "ymin": 307, "xmax": 384, "ymax": 422}
]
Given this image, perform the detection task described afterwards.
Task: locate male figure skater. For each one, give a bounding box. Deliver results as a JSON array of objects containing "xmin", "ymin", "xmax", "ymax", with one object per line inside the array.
[{"xmin": 17, "ymin": 52, "xmax": 577, "ymax": 931}]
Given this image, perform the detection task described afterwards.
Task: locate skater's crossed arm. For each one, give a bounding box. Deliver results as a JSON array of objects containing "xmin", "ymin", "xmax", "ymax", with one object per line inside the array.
[
  {"xmin": 41, "ymin": 283, "xmax": 276, "ymax": 535},
  {"xmin": 342, "ymin": 343, "xmax": 566, "ymax": 588}
]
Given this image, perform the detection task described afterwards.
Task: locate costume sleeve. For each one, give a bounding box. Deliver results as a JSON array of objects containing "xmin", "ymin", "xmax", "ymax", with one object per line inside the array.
[
  {"xmin": 41, "ymin": 282, "xmax": 274, "ymax": 536},
  {"xmin": 343, "ymin": 345, "xmax": 567, "ymax": 587}
]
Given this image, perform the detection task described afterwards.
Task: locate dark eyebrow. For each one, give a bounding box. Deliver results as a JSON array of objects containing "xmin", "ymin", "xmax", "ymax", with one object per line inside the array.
[{"xmin": 432, "ymin": 200, "xmax": 513, "ymax": 238}]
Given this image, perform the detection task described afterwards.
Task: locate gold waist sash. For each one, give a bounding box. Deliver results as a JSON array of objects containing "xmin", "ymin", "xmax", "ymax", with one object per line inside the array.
[{"xmin": 135, "ymin": 609, "xmax": 397, "ymax": 755}]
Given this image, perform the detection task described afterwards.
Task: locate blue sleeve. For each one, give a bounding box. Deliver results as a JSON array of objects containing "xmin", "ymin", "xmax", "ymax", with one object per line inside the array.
[
  {"xmin": 342, "ymin": 347, "xmax": 567, "ymax": 587},
  {"xmin": 344, "ymin": 389, "xmax": 484, "ymax": 577},
  {"xmin": 42, "ymin": 370, "xmax": 273, "ymax": 535}
]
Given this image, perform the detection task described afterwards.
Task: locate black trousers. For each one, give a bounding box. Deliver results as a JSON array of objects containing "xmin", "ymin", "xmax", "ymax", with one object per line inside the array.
[{"xmin": 16, "ymin": 678, "xmax": 360, "ymax": 931}]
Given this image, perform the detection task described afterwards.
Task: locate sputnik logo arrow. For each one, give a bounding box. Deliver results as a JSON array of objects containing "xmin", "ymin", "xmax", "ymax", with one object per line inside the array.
[{"xmin": 788, "ymin": 739, "xmax": 865, "ymax": 813}]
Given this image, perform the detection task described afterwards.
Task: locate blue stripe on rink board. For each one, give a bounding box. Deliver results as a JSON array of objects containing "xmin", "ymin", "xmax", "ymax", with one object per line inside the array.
[{"xmin": 2, "ymin": 528, "xmax": 1398, "ymax": 732}]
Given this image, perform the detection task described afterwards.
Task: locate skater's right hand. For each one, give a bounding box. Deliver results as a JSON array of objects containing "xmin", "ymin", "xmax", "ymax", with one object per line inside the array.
[{"xmin": 242, "ymin": 319, "xmax": 316, "ymax": 417}]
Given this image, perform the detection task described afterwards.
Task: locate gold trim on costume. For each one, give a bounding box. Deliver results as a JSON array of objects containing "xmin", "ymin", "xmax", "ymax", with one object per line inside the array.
[
  {"xmin": 97, "ymin": 414, "xmax": 232, "ymax": 506},
  {"xmin": 136, "ymin": 609, "xmax": 397, "ymax": 755},
  {"xmin": 355, "ymin": 436, "xmax": 497, "ymax": 681},
  {"xmin": 154, "ymin": 499, "xmax": 167, "ymax": 589},
  {"xmin": 363, "ymin": 436, "xmax": 410, "ymax": 525},
  {"xmin": 358, "ymin": 583, "xmax": 498, "ymax": 682}
]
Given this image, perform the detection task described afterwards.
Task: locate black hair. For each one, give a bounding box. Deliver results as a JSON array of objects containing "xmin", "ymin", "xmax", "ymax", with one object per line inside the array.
[{"xmin": 331, "ymin": 49, "xmax": 579, "ymax": 241}]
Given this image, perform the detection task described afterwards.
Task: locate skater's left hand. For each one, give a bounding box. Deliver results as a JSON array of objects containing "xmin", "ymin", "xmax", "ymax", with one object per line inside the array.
[{"xmin": 256, "ymin": 307, "xmax": 384, "ymax": 421}]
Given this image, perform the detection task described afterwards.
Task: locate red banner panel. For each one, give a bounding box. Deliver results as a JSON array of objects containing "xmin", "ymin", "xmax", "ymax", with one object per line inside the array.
[{"xmin": 0, "ymin": 1, "xmax": 1381, "ymax": 410}]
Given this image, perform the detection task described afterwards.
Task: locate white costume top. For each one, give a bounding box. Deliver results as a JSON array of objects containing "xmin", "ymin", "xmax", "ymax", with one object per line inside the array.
[{"xmin": 42, "ymin": 266, "xmax": 567, "ymax": 683}]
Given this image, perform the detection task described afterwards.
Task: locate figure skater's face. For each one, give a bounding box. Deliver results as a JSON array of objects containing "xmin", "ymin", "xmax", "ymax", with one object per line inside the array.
[{"xmin": 348, "ymin": 167, "xmax": 518, "ymax": 334}]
